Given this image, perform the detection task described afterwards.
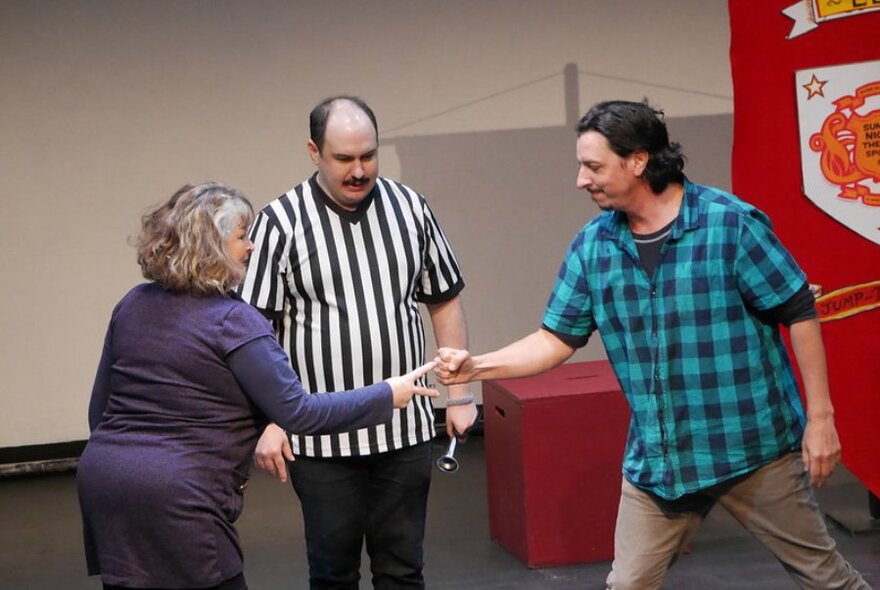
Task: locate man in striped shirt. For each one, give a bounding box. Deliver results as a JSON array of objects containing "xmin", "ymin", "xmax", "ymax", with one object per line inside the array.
[
  {"xmin": 435, "ymin": 100, "xmax": 868, "ymax": 589},
  {"xmin": 238, "ymin": 96, "xmax": 476, "ymax": 589}
]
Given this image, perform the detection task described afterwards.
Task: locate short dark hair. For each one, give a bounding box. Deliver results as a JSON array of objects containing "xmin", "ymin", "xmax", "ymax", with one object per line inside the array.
[
  {"xmin": 577, "ymin": 100, "xmax": 685, "ymax": 193},
  {"xmin": 309, "ymin": 95, "xmax": 378, "ymax": 153}
]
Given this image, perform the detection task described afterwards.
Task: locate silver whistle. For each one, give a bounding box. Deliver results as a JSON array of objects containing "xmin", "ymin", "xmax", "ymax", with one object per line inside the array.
[{"xmin": 436, "ymin": 437, "xmax": 459, "ymax": 473}]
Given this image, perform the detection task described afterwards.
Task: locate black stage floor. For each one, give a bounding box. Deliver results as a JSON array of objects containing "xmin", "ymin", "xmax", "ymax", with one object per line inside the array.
[{"xmin": 1, "ymin": 435, "xmax": 877, "ymax": 589}]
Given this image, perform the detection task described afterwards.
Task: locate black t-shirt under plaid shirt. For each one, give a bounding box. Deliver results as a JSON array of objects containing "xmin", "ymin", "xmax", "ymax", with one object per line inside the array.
[{"xmin": 238, "ymin": 175, "xmax": 464, "ymax": 458}]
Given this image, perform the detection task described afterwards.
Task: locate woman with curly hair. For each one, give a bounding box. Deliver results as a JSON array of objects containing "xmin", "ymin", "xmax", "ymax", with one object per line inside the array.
[{"xmin": 77, "ymin": 182, "xmax": 437, "ymax": 590}]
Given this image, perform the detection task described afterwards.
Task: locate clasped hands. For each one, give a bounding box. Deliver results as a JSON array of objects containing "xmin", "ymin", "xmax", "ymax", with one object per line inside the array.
[
  {"xmin": 431, "ymin": 347, "xmax": 476, "ymax": 385},
  {"xmin": 387, "ymin": 348, "xmax": 478, "ymax": 396},
  {"xmin": 255, "ymin": 351, "xmax": 478, "ymax": 482},
  {"xmin": 390, "ymin": 352, "xmax": 481, "ymax": 442}
]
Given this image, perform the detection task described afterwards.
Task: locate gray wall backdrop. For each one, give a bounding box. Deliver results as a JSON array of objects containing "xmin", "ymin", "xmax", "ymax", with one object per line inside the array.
[{"xmin": 0, "ymin": 0, "xmax": 733, "ymax": 447}]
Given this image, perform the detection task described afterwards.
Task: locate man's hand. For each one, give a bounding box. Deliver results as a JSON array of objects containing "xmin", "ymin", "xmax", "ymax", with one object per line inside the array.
[
  {"xmin": 434, "ymin": 347, "xmax": 477, "ymax": 385},
  {"xmin": 788, "ymin": 319, "xmax": 839, "ymax": 487},
  {"xmin": 801, "ymin": 414, "xmax": 841, "ymax": 487},
  {"xmin": 446, "ymin": 403, "xmax": 479, "ymax": 441},
  {"xmin": 254, "ymin": 423, "xmax": 294, "ymax": 483}
]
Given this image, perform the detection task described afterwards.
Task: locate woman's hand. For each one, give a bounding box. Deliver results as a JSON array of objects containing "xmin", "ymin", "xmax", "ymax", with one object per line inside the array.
[{"xmin": 385, "ymin": 361, "xmax": 439, "ymax": 408}]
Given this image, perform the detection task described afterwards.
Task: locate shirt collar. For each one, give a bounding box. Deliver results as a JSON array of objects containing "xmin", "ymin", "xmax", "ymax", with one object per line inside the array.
[
  {"xmin": 598, "ymin": 177, "xmax": 699, "ymax": 245},
  {"xmin": 308, "ymin": 173, "xmax": 378, "ymax": 223},
  {"xmin": 672, "ymin": 177, "xmax": 701, "ymax": 239}
]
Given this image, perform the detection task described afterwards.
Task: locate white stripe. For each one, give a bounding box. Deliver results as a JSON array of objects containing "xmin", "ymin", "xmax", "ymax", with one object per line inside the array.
[
  {"xmin": 632, "ymin": 229, "xmax": 672, "ymax": 244},
  {"xmin": 381, "ymin": 181, "xmax": 418, "ymax": 372},
  {"xmin": 351, "ymin": 220, "xmax": 381, "ymax": 384},
  {"xmin": 299, "ymin": 184, "xmax": 332, "ymax": 393},
  {"xmin": 325, "ymin": 212, "xmax": 351, "ymax": 393}
]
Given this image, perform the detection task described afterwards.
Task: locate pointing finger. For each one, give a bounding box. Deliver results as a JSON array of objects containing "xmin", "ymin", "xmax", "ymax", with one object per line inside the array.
[{"xmin": 408, "ymin": 361, "xmax": 437, "ymax": 380}]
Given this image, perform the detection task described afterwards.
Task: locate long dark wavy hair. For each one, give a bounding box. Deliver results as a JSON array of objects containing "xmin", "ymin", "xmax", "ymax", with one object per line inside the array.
[{"xmin": 577, "ymin": 100, "xmax": 686, "ymax": 193}]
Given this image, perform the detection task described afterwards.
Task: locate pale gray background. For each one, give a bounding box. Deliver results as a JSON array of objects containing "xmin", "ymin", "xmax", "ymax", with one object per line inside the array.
[{"xmin": 0, "ymin": 0, "xmax": 733, "ymax": 447}]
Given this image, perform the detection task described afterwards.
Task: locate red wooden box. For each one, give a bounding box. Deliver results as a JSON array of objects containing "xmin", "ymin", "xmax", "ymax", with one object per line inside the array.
[{"xmin": 482, "ymin": 360, "xmax": 629, "ymax": 567}]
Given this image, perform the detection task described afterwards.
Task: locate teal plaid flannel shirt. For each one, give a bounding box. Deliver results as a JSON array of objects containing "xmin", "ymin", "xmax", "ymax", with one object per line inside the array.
[{"xmin": 542, "ymin": 180, "xmax": 808, "ymax": 499}]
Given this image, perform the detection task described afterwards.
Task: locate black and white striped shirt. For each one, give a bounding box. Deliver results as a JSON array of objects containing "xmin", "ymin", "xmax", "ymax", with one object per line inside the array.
[{"xmin": 238, "ymin": 175, "xmax": 464, "ymax": 457}]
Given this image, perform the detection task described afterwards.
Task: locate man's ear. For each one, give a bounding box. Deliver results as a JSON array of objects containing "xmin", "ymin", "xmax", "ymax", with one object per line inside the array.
[
  {"xmin": 630, "ymin": 150, "xmax": 649, "ymax": 177},
  {"xmin": 307, "ymin": 140, "xmax": 320, "ymax": 165}
]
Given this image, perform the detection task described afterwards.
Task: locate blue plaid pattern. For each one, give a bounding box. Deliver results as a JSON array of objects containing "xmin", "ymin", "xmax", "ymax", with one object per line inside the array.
[{"xmin": 543, "ymin": 180, "xmax": 808, "ymax": 499}]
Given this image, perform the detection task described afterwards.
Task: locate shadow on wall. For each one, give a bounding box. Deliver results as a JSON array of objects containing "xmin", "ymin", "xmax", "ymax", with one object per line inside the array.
[{"xmin": 390, "ymin": 114, "xmax": 733, "ymax": 358}]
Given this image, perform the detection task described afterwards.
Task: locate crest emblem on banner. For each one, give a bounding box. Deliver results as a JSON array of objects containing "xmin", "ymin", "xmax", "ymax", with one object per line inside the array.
[{"xmin": 795, "ymin": 60, "xmax": 880, "ymax": 247}]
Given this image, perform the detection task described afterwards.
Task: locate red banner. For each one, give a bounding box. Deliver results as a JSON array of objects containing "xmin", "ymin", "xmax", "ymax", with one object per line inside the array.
[{"xmin": 729, "ymin": 1, "xmax": 880, "ymax": 497}]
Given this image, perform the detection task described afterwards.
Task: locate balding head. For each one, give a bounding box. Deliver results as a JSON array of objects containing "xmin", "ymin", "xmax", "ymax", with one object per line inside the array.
[{"xmin": 309, "ymin": 95, "xmax": 378, "ymax": 154}]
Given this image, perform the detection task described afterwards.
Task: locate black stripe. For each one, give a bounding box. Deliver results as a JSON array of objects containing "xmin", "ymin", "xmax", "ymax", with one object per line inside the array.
[
  {"xmin": 314, "ymin": 194, "xmax": 352, "ymax": 392},
  {"xmin": 290, "ymin": 185, "xmax": 320, "ymax": 392},
  {"xmin": 366, "ymin": 193, "xmax": 395, "ymax": 380},
  {"xmin": 245, "ymin": 213, "xmax": 275, "ymax": 305}
]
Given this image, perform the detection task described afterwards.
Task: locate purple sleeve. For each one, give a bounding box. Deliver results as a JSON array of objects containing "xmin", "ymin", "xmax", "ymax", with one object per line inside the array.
[
  {"xmin": 88, "ymin": 326, "xmax": 113, "ymax": 432},
  {"xmin": 227, "ymin": 336, "xmax": 393, "ymax": 434}
]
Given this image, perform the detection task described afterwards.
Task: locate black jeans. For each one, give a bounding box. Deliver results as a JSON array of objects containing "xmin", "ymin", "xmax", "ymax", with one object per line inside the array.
[
  {"xmin": 102, "ymin": 571, "xmax": 247, "ymax": 590},
  {"xmin": 289, "ymin": 441, "xmax": 433, "ymax": 589}
]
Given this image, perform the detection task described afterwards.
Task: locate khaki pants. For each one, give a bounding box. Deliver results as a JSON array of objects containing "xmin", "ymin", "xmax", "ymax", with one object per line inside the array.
[{"xmin": 606, "ymin": 453, "xmax": 870, "ymax": 589}]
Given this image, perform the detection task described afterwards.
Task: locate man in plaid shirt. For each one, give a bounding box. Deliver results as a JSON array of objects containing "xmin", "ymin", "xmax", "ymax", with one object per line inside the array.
[{"xmin": 434, "ymin": 101, "xmax": 869, "ymax": 589}]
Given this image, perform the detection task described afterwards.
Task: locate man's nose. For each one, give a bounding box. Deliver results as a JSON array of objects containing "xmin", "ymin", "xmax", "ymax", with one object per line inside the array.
[
  {"xmin": 351, "ymin": 163, "xmax": 366, "ymax": 178},
  {"xmin": 576, "ymin": 169, "xmax": 592, "ymax": 190}
]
